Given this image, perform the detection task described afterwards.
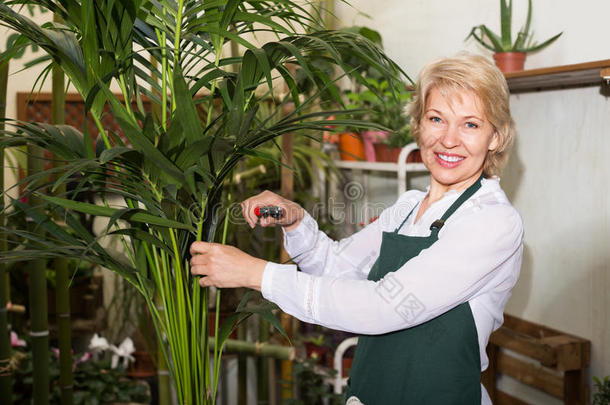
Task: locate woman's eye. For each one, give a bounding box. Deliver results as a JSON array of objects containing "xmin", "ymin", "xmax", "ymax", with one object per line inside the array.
[
  {"xmin": 430, "ymin": 116, "xmax": 441, "ymax": 123},
  {"xmin": 465, "ymin": 122, "xmax": 478, "ymax": 129}
]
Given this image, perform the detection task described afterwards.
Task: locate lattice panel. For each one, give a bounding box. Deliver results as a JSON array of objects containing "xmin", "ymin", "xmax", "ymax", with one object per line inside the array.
[{"xmin": 18, "ymin": 92, "xmax": 152, "ymax": 146}]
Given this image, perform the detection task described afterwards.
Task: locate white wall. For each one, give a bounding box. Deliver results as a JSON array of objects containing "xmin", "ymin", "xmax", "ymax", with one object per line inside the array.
[
  {"xmin": 337, "ymin": 1, "xmax": 610, "ymax": 403},
  {"xmin": 336, "ymin": 0, "xmax": 609, "ymax": 78}
]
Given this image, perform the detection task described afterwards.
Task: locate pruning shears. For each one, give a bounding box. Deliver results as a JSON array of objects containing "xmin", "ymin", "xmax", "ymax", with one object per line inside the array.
[{"xmin": 254, "ymin": 206, "xmax": 284, "ymax": 220}]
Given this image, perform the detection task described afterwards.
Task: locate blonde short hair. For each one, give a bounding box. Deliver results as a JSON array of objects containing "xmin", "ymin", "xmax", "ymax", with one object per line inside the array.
[{"xmin": 407, "ymin": 54, "xmax": 515, "ymax": 177}]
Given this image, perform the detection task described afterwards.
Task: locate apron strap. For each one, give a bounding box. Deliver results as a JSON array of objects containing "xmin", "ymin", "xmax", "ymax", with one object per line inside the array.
[
  {"xmin": 393, "ymin": 203, "xmax": 419, "ymax": 233},
  {"xmin": 394, "ymin": 173, "xmax": 485, "ymax": 234},
  {"xmin": 430, "ymin": 173, "xmax": 484, "ymax": 232}
]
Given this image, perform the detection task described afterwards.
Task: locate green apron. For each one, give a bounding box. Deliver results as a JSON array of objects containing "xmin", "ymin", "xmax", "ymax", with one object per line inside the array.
[{"xmin": 345, "ymin": 176, "xmax": 483, "ymax": 404}]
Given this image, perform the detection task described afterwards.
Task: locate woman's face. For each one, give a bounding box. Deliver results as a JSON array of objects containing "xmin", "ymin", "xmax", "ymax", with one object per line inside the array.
[{"xmin": 419, "ymin": 87, "xmax": 498, "ymax": 192}]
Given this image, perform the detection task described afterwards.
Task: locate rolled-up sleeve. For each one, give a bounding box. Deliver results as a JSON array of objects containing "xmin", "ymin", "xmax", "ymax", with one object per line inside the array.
[{"xmin": 263, "ymin": 203, "xmax": 523, "ymax": 335}]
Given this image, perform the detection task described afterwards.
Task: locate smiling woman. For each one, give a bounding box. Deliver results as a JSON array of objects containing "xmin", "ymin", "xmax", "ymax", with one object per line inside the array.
[{"xmin": 191, "ymin": 53, "xmax": 524, "ymax": 405}]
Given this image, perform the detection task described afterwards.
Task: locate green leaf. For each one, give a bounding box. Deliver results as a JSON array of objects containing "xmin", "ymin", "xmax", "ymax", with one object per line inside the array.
[
  {"xmin": 96, "ymin": 83, "xmax": 187, "ymax": 184},
  {"xmin": 480, "ymin": 25, "xmax": 506, "ymax": 51},
  {"xmin": 38, "ymin": 194, "xmax": 194, "ymax": 230},
  {"xmin": 520, "ymin": 32, "xmax": 562, "ymax": 53},
  {"xmin": 99, "ymin": 146, "xmax": 138, "ymax": 164},
  {"xmin": 172, "ymin": 64, "xmax": 203, "ymax": 145},
  {"xmin": 239, "ymin": 147, "xmax": 295, "ymax": 173},
  {"xmin": 238, "ymin": 301, "xmax": 291, "ymax": 344},
  {"xmin": 109, "ymin": 228, "xmax": 174, "ymax": 257},
  {"xmin": 501, "ymin": 0, "xmax": 512, "ymax": 48},
  {"xmin": 174, "ymin": 137, "xmax": 214, "ymax": 170}
]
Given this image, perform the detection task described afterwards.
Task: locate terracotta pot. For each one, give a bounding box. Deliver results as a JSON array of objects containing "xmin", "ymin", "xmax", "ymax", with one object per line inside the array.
[
  {"xmin": 493, "ymin": 52, "xmax": 526, "ymax": 73},
  {"xmin": 407, "ymin": 149, "xmax": 423, "ymax": 163},
  {"xmin": 360, "ymin": 130, "xmax": 389, "ymax": 162},
  {"xmin": 127, "ymin": 350, "xmax": 155, "ymax": 378},
  {"xmin": 374, "ymin": 143, "xmax": 423, "ymax": 163},
  {"xmin": 342, "ymin": 357, "xmax": 353, "ymax": 378},
  {"xmin": 338, "ymin": 132, "xmax": 366, "ymax": 161},
  {"xmin": 373, "ymin": 143, "xmax": 401, "ymax": 162}
]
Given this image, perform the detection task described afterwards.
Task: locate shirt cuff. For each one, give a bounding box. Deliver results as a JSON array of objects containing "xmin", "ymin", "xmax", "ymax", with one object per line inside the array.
[
  {"xmin": 261, "ymin": 261, "xmax": 291, "ymax": 302},
  {"xmin": 281, "ymin": 210, "xmax": 317, "ymax": 256}
]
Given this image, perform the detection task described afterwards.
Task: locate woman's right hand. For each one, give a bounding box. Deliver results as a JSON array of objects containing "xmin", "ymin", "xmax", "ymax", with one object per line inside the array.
[{"xmin": 241, "ymin": 190, "xmax": 305, "ymax": 231}]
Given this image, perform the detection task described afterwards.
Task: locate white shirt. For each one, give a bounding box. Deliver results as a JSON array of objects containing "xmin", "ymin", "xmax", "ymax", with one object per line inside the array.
[{"xmin": 261, "ymin": 177, "xmax": 523, "ymax": 403}]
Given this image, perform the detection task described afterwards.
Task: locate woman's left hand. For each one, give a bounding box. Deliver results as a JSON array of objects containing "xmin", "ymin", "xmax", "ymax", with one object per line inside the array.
[{"xmin": 189, "ymin": 242, "xmax": 268, "ymax": 291}]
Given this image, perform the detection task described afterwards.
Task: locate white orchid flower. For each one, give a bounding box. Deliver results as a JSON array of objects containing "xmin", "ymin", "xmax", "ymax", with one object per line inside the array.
[
  {"xmin": 110, "ymin": 337, "xmax": 136, "ymax": 369},
  {"xmin": 88, "ymin": 333, "xmax": 110, "ymax": 353}
]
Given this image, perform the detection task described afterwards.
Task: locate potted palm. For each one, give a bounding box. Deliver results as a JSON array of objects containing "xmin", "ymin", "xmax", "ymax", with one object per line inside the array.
[
  {"xmin": 467, "ymin": 0, "xmax": 562, "ymax": 72},
  {"xmin": 0, "ymin": 1, "xmax": 407, "ymax": 403}
]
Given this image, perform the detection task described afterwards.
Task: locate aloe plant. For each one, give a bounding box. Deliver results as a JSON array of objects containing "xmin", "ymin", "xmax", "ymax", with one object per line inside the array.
[
  {"xmin": 467, "ymin": 0, "xmax": 562, "ymax": 53},
  {"xmin": 0, "ymin": 0, "xmax": 407, "ymax": 403}
]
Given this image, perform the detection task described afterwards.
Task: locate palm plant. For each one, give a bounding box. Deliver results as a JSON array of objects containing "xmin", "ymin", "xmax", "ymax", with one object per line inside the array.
[{"xmin": 0, "ymin": 0, "xmax": 407, "ymax": 403}]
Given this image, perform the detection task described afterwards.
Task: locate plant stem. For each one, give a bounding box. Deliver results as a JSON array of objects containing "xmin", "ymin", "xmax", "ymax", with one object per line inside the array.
[
  {"xmin": 0, "ymin": 59, "xmax": 13, "ymax": 405},
  {"xmin": 212, "ymin": 193, "xmax": 231, "ymax": 403},
  {"xmin": 171, "ymin": 0, "xmax": 185, "ymax": 112}
]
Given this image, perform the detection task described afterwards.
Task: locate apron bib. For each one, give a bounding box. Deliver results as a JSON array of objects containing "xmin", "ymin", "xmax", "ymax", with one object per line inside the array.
[{"xmin": 345, "ymin": 175, "xmax": 484, "ymax": 404}]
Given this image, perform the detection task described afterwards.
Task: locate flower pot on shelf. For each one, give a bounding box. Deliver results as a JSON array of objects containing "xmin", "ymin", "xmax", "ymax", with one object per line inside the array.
[
  {"xmin": 493, "ymin": 52, "xmax": 526, "ymax": 73},
  {"xmin": 127, "ymin": 350, "xmax": 156, "ymax": 378},
  {"xmin": 338, "ymin": 132, "xmax": 366, "ymax": 161},
  {"xmin": 374, "ymin": 143, "xmax": 423, "ymax": 163},
  {"xmin": 360, "ymin": 130, "xmax": 389, "ymax": 162},
  {"xmin": 373, "ymin": 143, "xmax": 401, "ymax": 162}
]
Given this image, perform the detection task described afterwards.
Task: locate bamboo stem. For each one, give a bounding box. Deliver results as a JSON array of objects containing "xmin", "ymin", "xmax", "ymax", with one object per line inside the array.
[
  {"xmin": 27, "ymin": 144, "xmax": 49, "ymax": 405},
  {"xmin": 280, "ymin": 131, "xmax": 295, "ymax": 400},
  {"xmin": 257, "ymin": 318, "xmax": 270, "ymax": 404},
  {"xmin": 0, "ymin": 59, "xmax": 13, "ymax": 405},
  {"xmin": 211, "ymin": 339, "xmax": 295, "ymax": 361},
  {"xmin": 237, "ymin": 324, "xmax": 247, "ymax": 405},
  {"xmin": 51, "ymin": 24, "xmax": 73, "ymax": 403}
]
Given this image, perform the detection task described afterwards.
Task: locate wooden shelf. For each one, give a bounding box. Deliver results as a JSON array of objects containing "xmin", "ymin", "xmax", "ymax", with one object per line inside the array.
[{"xmin": 505, "ymin": 59, "xmax": 610, "ymax": 92}]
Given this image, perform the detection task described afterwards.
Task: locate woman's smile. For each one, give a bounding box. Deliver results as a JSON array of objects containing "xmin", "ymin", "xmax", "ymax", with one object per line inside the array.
[{"xmin": 434, "ymin": 152, "xmax": 465, "ymax": 167}]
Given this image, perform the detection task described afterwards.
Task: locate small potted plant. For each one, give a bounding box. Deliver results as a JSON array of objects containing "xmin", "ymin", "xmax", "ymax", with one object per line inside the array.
[
  {"xmin": 466, "ymin": 0, "xmax": 562, "ymax": 72},
  {"xmin": 346, "ymin": 77, "xmax": 415, "ymax": 162}
]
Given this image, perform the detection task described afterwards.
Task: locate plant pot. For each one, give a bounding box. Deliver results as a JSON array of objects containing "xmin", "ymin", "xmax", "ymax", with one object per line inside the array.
[
  {"xmin": 407, "ymin": 149, "xmax": 423, "ymax": 163},
  {"xmin": 493, "ymin": 52, "xmax": 526, "ymax": 73},
  {"xmin": 360, "ymin": 130, "xmax": 389, "ymax": 162},
  {"xmin": 374, "ymin": 143, "xmax": 423, "ymax": 163},
  {"xmin": 338, "ymin": 132, "xmax": 366, "ymax": 161},
  {"xmin": 128, "ymin": 350, "xmax": 156, "ymax": 378},
  {"xmin": 374, "ymin": 143, "xmax": 401, "ymax": 162},
  {"xmin": 342, "ymin": 357, "xmax": 353, "ymax": 378}
]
